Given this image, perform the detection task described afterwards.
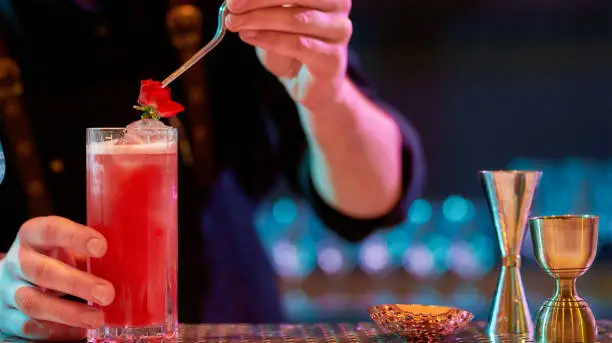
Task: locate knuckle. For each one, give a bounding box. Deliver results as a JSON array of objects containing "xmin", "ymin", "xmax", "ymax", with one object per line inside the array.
[
  {"xmin": 32, "ymin": 261, "xmax": 48, "ymax": 282},
  {"xmin": 66, "ymin": 230, "xmax": 78, "ymax": 248},
  {"xmin": 293, "ymin": 10, "xmax": 314, "ymax": 27},
  {"xmin": 330, "ymin": 16, "xmax": 351, "ymax": 42},
  {"xmin": 295, "ymin": 36, "xmax": 314, "ymax": 52},
  {"xmin": 21, "ymin": 257, "xmax": 49, "ymax": 283},
  {"xmin": 342, "ymin": 19, "xmax": 353, "ymax": 40},
  {"xmin": 16, "ymin": 289, "xmax": 38, "ymax": 317},
  {"xmin": 40, "ymin": 216, "xmax": 59, "ymax": 243}
]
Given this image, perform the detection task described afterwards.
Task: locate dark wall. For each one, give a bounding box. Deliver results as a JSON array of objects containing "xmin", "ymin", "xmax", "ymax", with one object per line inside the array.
[{"xmin": 349, "ymin": 1, "xmax": 612, "ymax": 197}]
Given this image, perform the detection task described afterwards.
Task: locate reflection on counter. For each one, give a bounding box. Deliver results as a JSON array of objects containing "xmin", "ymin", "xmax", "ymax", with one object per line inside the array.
[{"xmin": 276, "ymin": 267, "xmax": 611, "ymax": 324}]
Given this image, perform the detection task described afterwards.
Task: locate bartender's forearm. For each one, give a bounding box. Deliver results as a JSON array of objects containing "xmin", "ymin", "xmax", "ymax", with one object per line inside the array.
[{"xmin": 302, "ymin": 78, "xmax": 403, "ymax": 219}]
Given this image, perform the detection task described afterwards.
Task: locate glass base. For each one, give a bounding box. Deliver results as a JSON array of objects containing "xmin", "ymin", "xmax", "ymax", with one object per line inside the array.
[{"xmin": 88, "ymin": 324, "xmax": 178, "ymax": 343}]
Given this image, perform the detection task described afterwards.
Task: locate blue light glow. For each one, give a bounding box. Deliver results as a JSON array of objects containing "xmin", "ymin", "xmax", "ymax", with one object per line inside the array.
[
  {"xmin": 408, "ymin": 199, "xmax": 432, "ymax": 225},
  {"xmin": 272, "ymin": 197, "xmax": 298, "ymax": 225},
  {"xmin": 386, "ymin": 229, "xmax": 411, "ymax": 264},
  {"xmin": 442, "ymin": 195, "xmax": 474, "ymax": 223}
]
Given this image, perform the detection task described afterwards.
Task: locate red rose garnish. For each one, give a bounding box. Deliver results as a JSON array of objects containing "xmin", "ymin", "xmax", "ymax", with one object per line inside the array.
[{"xmin": 134, "ymin": 79, "xmax": 184, "ymax": 119}]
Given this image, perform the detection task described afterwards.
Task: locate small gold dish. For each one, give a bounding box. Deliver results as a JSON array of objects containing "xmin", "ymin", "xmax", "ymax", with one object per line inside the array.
[{"xmin": 368, "ymin": 304, "xmax": 474, "ymax": 341}]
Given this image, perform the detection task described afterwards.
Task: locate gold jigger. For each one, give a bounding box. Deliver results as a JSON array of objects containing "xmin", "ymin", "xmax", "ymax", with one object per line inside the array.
[
  {"xmin": 529, "ymin": 215, "xmax": 599, "ymax": 343},
  {"xmin": 480, "ymin": 170, "xmax": 542, "ymax": 337}
]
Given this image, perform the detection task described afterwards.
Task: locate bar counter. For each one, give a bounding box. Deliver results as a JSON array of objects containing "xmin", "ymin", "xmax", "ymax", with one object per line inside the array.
[
  {"xmin": 176, "ymin": 322, "xmax": 612, "ymax": 342},
  {"xmin": 4, "ymin": 321, "xmax": 612, "ymax": 343}
]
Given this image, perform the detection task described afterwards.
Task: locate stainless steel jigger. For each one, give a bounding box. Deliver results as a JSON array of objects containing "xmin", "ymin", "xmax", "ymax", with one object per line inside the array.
[
  {"xmin": 480, "ymin": 170, "xmax": 542, "ymax": 337},
  {"xmin": 529, "ymin": 215, "xmax": 598, "ymax": 343}
]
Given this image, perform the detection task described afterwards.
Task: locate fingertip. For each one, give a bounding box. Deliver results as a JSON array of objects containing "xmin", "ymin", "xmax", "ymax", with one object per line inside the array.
[
  {"xmin": 91, "ymin": 283, "xmax": 115, "ymax": 306},
  {"xmin": 226, "ymin": 0, "xmax": 244, "ymax": 13},
  {"xmin": 86, "ymin": 238, "xmax": 106, "ymax": 257},
  {"xmin": 224, "ymin": 15, "xmax": 236, "ymax": 31}
]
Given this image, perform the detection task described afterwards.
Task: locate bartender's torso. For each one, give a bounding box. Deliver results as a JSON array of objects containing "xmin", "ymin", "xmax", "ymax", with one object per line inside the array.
[{"xmin": 0, "ymin": 0, "xmax": 307, "ymax": 323}]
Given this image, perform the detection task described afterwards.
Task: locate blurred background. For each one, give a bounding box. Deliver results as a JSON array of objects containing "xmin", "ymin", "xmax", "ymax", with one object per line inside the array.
[
  {"xmin": 254, "ymin": 1, "xmax": 612, "ymax": 323},
  {"xmin": 2, "ymin": 0, "xmax": 612, "ymax": 326}
]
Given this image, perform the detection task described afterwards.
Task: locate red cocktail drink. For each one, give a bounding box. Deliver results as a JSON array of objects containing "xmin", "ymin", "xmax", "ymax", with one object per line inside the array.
[{"xmin": 86, "ymin": 124, "xmax": 178, "ymax": 342}]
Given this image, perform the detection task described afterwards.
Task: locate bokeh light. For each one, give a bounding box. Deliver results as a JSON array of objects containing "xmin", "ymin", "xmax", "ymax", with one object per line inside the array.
[
  {"xmin": 318, "ymin": 246, "xmax": 344, "ymax": 275},
  {"xmin": 317, "ymin": 238, "xmax": 354, "ymax": 276},
  {"xmin": 447, "ymin": 241, "xmax": 484, "ymax": 278},
  {"xmin": 359, "ymin": 235, "xmax": 391, "ymax": 275},
  {"xmin": 402, "ymin": 245, "xmax": 436, "ymax": 279},
  {"xmin": 442, "ymin": 195, "xmax": 475, "ymax": 224},
  {"xmin": 272, "ymin": 197, "xmax": 298, "ymax": 225},
  {"xmin": 408, "ymin": 199, "xmax": 432, "ymax": 225},
  {"xmin": 272, "ymin": 238, "xmax": 317, "ymax": 278}
]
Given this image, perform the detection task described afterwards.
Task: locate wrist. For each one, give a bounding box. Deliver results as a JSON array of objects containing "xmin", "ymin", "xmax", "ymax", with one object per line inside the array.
[{"xmin": 300, "ymin": 77, "xmax": 360, "ymax": 144}]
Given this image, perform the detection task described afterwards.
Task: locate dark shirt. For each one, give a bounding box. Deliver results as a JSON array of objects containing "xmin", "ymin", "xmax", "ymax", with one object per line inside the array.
[{"xmin": 0, "ymin": 0, "xmax": 425, "ymax": 323}]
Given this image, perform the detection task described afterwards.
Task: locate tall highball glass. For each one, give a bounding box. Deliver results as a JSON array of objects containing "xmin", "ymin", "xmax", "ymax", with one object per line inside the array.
[{"xmin": 86, "ymin": 127, "xmax": 178, "ymax": 342}]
